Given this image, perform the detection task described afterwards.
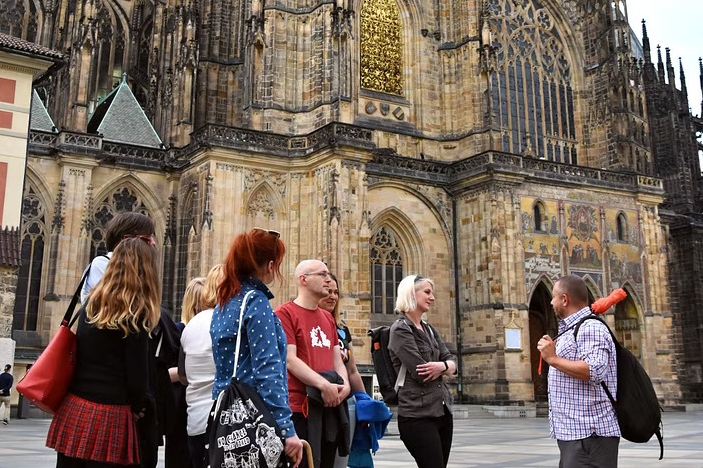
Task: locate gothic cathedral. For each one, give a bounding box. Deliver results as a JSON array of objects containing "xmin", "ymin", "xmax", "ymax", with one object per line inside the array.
[{"xmin": 4, "ymin": 0, "xmax": 702, "ymax": 404}]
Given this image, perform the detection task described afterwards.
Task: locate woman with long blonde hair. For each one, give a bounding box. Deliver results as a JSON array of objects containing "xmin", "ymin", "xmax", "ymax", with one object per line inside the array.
[
  {"xmin": 46, "ymin": 236, "xmax": 161, "ymax": 468},
  {"xmin": 178, "ymin": 266, "xmax": 222, "ymax": 468}
]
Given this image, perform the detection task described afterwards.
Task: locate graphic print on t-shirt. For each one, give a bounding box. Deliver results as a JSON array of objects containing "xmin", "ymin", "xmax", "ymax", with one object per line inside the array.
[{"xmin": 310, "ymin": 326, "xmax": 331, "ymax": 348}]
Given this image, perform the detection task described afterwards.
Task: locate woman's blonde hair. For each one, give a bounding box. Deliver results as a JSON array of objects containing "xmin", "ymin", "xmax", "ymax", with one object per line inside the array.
[
  {"xmin": 181, "ymin": 277, "xmax": 206, "ymax": 324},
  {"xmin": 395, "ymin": 274, "xmax": 435, "ymax": 313},
  {"xmin": 87, "ymin": 237, "xmax": 161, "ymax": 336},
  {"xmin": 202, "ymin": 264, "xmax": 223, "ymax": 310}
]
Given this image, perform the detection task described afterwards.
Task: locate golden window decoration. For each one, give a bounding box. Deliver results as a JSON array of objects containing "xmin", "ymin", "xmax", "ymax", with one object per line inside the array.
[{"xmin": 360, "ymin": 0, "xmax": 404, "ymax": 96}]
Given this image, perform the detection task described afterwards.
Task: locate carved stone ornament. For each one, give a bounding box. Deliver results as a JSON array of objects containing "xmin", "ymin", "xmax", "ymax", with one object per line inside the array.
[
  {"xmin": 393, "ymin": 107, "xmax": 404, "ymax": 120},
  {"xmin": 380, "ymin": 103, "xmax": 390, "ymax": 116},
  {"xmin": 365, "ymin": 101, "xmax": 377, "ymax": 114}
]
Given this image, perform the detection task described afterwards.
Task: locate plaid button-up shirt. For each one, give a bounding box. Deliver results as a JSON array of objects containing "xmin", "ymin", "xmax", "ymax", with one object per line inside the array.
[{"xmin": 548, "ymin": 306, "xmax": 621, "ymax": 440}]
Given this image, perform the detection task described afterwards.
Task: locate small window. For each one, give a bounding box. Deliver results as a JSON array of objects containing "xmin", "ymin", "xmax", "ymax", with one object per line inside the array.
[
  {"xmin": 533, "ymin": 202, "xmax": 545, "ymax": 232},
  {"xmin": 616, "ymin": 213, "xmax": 627, "ymax": 242}
]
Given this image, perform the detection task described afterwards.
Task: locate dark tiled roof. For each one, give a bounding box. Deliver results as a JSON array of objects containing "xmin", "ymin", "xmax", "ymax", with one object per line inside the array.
[
  {"xmin": 30, "ymin": 90, "xmax": 57, "ymax": 132},
  {"xmin": 87, "ymin": 78, "xmax": 162, "ymax": 148},
  {"xmin": 0, "ymin": 33, "xmax": 63, "ymax": 60},
  {"xmin": 0, "ymin": 226, "xmax": 21, "ymax": 268}
]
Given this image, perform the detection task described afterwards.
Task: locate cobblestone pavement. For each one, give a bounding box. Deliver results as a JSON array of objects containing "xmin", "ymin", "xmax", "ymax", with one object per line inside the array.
[{"xmin": 0, "ymin": 411, "xmax": 700, "ymax": 467}]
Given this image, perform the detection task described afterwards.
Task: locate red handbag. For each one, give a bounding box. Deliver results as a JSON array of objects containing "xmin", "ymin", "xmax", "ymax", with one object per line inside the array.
[{"xmin": 17, "ymin": 263, "xmax": 92, "ymax": 414}]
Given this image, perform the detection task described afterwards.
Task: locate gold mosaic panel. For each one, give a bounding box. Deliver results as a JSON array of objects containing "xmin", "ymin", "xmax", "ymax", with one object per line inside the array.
[{"xmin": 360, "ymin": 0, "xmax": 404, "ymax": 96}]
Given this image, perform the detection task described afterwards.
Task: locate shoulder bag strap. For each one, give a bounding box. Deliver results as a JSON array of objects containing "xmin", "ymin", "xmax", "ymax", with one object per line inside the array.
[
  {"xmin": 67, "ymin": 254, "xmax": 110, "ymax": 327},
  {"xmin": 573, "ymin": 314, "xmax": 618, "ymax": 407},
  {"xmin": 232, "ymin": 290, "xmax": 256, "ymax": 377},
  {"xmin": 63, "ymin": 262, "xmax": 94, "ymax": 327}
]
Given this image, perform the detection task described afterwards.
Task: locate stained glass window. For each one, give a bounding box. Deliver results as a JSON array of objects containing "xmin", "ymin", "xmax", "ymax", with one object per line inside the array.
[
  {"xmin": 90, "ymin": 187, "xmax": 150, "ymax": 259},
  {"xmin": 0, "ymin": 0, "xmax": 38, "ymax": 42},
  {"xmin": 13, "ymin": 186, "xmax": 45, "ymax": 331},
  {"xmin": 370, "ymin": 227, "xmax": 403, "ymax": 314},
  {"xmin": 488, "ymin": 0, "xmax": 578, "ymax": 161}
]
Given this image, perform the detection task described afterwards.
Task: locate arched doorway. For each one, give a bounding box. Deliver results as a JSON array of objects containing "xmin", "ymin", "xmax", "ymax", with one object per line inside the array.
[
  {"xmin": 528, "ymin": 281, "xmax": 558, "ymax": 401},
  {"xmin": 615, "ymin": 292, "xmax": 641, "ymax": 359}
]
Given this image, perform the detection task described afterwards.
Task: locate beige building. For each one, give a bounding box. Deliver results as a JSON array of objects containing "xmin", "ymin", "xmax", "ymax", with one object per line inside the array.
[
  {"xmin": 0, "ymin": 32, "xmax": 63, "ymax": 410},
  {"xmin": 6, "ymin": 0, "xmax": 703, "ymax": 406}
]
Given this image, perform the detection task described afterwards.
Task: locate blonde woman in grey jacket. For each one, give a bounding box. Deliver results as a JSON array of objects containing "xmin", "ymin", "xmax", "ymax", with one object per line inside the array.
[{"xmin": 388, "ymin": 274, "xmax": 457, "ymax": 468}]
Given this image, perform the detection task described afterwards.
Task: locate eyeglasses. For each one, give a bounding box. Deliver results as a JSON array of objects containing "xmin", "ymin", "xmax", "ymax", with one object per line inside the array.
[
  {"xmin": 414, "ymin": 274, "xmax": 425, "ymax": 283},
  {"xmin": 123, "ymin": 234, "xmax": 156, "ymax": 247},
  {"xmin": 304, "ymin": 271, "xmax": 332, "ymax": 279},
  {"xmin": 253, "ymin": 227, "xmax": 281, "ymax": 239}
]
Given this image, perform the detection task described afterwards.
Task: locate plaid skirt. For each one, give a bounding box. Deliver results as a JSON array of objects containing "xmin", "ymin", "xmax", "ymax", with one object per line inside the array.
[{"xmin": 46, "ymin": 393, "xmax": 140, "ymax": 465}]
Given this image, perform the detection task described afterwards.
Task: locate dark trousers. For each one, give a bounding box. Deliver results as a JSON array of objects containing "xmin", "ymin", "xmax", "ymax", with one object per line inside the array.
[
  {"xmin": 292, "ymin": 412, "xmax": 338, "ymax": 468},
  {"xmin": 557, "ymin": 435, "xmax": 620, "ymax": 468},
  {"xmin": 397, "ymin": 407, "xmax": 453, "ymax": 468},
  {"xmin": 56, "ymin": 452, "xmax": 139, "ymax": 468},
  {"xmin": 187, "ymin": 434, "xmax": 208, "ymax": 468}
]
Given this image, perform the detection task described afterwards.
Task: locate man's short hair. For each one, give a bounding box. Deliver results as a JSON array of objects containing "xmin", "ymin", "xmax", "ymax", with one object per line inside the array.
[
  {"xmin": 556, "ymin": 274, "xmax": 589, "ymax": 305},
  {"xmin": 3, "ymin": 364, "xmax": 10, "ymax": 372}
]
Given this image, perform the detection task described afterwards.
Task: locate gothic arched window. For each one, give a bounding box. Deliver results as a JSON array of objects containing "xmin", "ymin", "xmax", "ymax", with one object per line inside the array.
[
  {"xmin": 488, "ymin": 0, "xmax": 578, "ymax": 161},
  {"xmin": 0, "ymin": 0, "xmax": 38, "ymax": 42},
  {"xmin": 370, "ymin": 227, "xmax": 403, "ymax": 314},
  {"xmin": 174, "ymin": 186, "xmax": 197, "ymax": 321},
  {"xmin": 90, "ymin": 186, "xmax": 150, "ymax": 259},
  {"xmin": 13, "ymin": 185, "xmax": 46, "ymax": 331},
  {"xmin": 88, "ymin": 3, "xmax": 127, "ymax": 114},
  {"xmin": 360, "ymin": 0, "xmax": 404, "ymax": 96}
]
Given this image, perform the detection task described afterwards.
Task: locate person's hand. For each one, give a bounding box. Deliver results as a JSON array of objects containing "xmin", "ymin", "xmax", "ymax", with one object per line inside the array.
[
  {"xmin": 537, "ymin": 335, "xmax": 556, "ymax": 364},
  {"xmin": 132, "ymin": 407, "xmax": 146, "ymax": 421},
  {"xmin": 320, "ymin": 380, "xmax": 340, "ymax": 407},
  {"xmin": 338, "ymin": 382, "xmax": 351, "ymax": 401},
  {"xmin": 417, "ymin": 362, "xmax": 445, "ymax": 382},
  {"xmin": 284, "ymin": 435, "xmax": 304, "ymax": 468}
]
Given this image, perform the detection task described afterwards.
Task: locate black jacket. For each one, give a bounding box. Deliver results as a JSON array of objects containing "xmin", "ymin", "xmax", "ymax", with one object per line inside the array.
[{"xmin": 305, "ymin": 370, "xmax": 350, "ymax": 468}]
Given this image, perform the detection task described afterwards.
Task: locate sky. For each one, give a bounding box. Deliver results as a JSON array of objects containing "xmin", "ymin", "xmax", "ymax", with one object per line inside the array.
[{"xmin": 627, "ymin": 0, "xmax": 703, "ymax": 117}]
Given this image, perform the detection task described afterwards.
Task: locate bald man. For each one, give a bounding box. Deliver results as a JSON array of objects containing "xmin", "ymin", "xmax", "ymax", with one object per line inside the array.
[
  {"xmin": 275, "ymin": 260, "xmax": 350, "ymax": 468},
  {"xmin": 537, "ymin": 275, "xmax": 620, "ymax": 467}
]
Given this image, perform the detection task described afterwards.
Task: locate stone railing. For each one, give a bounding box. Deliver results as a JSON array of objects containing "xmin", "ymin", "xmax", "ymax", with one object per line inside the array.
[{"xmin": 367, "ymin": 150, "xmax": 664, "ymax": 195}]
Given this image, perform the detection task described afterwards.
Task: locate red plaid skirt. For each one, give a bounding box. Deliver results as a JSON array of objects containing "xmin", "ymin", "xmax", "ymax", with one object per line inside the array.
[{"xmin": 46, "ymin": 393, "xmax": 140, "ymax": 465}]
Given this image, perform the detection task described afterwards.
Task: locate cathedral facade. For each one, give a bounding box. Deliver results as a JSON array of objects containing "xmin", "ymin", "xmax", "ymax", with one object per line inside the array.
[{"xmin": 3, "ymin": 0, "xmax": 702, "ymax": 404}]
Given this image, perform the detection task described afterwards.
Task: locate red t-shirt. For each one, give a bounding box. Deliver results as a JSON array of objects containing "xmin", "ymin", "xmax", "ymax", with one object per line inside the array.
[{"xmin": 275, "ymin": 301, "xmax": 339, "ymax": 412}]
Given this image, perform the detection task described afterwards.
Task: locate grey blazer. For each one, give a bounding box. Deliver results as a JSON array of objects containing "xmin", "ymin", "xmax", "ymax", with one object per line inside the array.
[{"xmin": 388, "ymin": 312, "xmax": 455, "ymax": 418}]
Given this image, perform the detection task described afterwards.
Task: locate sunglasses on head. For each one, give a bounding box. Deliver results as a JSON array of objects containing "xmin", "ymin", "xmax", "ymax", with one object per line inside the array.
[
  {"xmin": 414, "ymin": 274, "xmax": 425, "ymax": 283},
  {"xmin": 253, "ymin": 227, "xmax": 281, "ymax": 239},
  {"xmin": 123, "ymin": 234, "xmax": 156, "ymax": 247}
]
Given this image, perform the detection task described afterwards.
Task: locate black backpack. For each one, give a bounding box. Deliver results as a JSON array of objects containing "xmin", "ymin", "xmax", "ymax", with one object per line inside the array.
[
  {"xmin": 368, "ymin": 319, "xmax": 437, "ymax": 405},
  {"xmin": 367, "ymin": 325, "xmax": 400, "ymax": 404},
  {"xmin": 574, "ymin": 315, "xmax": 664, "ymax": 459}
]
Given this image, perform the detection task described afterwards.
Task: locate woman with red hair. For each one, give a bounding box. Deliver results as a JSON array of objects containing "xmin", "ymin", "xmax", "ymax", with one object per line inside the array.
[{"xmin": 209, "ymin": 228, "xmax": 303, "ymax": 465}]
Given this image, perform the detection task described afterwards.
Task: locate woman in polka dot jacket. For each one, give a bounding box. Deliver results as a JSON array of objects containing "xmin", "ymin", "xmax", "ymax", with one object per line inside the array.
[{"xmin": 209, "ymin": 228, "xmax": 303, "ymax": 466}]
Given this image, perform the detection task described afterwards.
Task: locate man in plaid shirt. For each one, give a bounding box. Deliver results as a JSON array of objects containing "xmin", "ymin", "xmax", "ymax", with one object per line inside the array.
[{"xmin": 537, "ymin": 275, "xmax": 620, "ymax": 467}]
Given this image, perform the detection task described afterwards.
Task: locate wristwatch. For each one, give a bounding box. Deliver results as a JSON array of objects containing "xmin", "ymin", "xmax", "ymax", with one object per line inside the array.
[{"xmin": 443, "ymin": 361, "xmax": 449, "ymax": 371}]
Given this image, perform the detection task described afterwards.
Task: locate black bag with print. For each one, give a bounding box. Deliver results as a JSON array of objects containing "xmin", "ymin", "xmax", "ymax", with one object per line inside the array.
[
  {"xmin": 207, "ymin": 377, "xmax": 285, "ymax": 468},
  {"xmin": 207, "ymin": 290, "xmax": 285, "ymax": 468}
]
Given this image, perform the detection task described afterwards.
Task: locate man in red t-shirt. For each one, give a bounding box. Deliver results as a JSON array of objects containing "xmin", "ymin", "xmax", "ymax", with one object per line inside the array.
[{"xmin": 276, "ymin": 259, "xmax": 350, "ymax": 468}]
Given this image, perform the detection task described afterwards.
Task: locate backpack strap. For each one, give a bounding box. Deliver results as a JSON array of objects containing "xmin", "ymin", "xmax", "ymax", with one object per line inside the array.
[{"xmin": 573, "ymin": 314, "xmax": 618, "ymax": 407}]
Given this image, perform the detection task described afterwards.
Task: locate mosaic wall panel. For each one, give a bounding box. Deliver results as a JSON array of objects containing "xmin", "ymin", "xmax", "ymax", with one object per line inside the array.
[
  {"xmin": 521, "ymin": 197, "xmax": 561, "ymax": 294},
  {"xmin": 605, "ymin": 208, "xmax": 642, "ymax": 288}
]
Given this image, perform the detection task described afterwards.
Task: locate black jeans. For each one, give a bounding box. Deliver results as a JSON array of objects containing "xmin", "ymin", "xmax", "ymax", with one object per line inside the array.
[
  {"xmin": 187, "ymin": 433, "xmax": 208, "ymax": 468},
  {"xmin": 292, "ymin": 412, "xmax": 338, "ymax": 468},
  {"xmin": 397, "ymin": 407, "xmax": 453, "ymax": 468}
]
